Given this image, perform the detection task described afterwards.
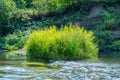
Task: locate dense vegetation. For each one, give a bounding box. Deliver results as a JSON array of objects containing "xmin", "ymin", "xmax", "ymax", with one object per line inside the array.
[
  {"xmin": 0, "ymin": 0, "xmax": 120, "ymax": 59},
  {"xmin": 25, "ymin": 26, "xmax": 98, "ymax": 60}
]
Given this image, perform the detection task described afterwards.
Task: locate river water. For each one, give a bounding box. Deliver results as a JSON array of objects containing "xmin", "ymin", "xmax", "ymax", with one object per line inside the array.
[{"xmin": 0, "ymin": 52, "xmax": 120, "ymax": 80}]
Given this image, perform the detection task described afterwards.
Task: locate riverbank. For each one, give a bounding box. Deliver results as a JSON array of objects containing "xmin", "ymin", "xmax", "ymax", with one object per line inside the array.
[{"xmin": 0, "ymin": 0, "xmax": 120, "ymax": 55}]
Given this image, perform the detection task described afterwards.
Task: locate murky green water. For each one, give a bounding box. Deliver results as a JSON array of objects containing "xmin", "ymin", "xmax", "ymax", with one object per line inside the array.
[{"xmin": 0, "ymin": 52, "xmax": 120, "ymax": 80}]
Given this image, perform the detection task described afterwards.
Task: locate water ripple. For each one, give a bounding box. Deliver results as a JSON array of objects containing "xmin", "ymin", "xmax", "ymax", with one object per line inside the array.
[{"xmin": 0, "ymin": 61, "xmax": 120, "ymax": 80}]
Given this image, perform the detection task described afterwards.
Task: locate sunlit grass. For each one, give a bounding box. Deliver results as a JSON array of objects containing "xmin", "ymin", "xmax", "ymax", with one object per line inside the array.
[{"xmin": 25, "ymin": 25, "xmax": 98, "ymax": 60}]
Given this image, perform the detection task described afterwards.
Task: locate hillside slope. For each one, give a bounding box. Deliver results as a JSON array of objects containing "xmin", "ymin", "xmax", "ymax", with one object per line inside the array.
[{"xmin": 0, "ymin": 1, "xmax": 120, "ymax": 52}]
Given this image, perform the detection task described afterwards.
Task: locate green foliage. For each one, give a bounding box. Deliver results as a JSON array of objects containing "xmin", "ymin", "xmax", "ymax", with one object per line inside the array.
[
  {"xmin": 11, "ymin": 9, "xmax": 33, "ymax": 23},
  {"xmin": 0, "ymin": 0, "xmax": 16, "ymax": 24},
  {"xmin": 0, "ymin": 0, "xmax": 119, "ymax": 53},
  {"xmin": 4, "ymin": 31, "xmax": 30, "ymax": 51},
  {"xmin": 32, "ymin": 0, "xmax": 73, "ymax": 15},
  {"xmin": 99, "ymin": 11, "xmax": 119, "ymax": 30},
  {"xmin": 91, "ymin": 0, "xmax": 119, "ymax": 3},
  {"xmin": 14, "ymin": 0, "xmax": 32, "ymax": 8},
  {"xmin": 14, "ymin": 0, "xmax": 26, "ymax": 8},
  {"xmin": 25, "ymin": 25, "xmax": 98, "ymax": 60},
  {"xmin": 94, "ymin": 31, "xmax": 113, "ymax": 51},
  {"xmin": 112, "ymin": 40, "xmax": 120, "ymax": 51},
  {"xmin": 0, "ymin": 36, "xmax": 5, "ymax": 49},
  {"xmin": 32, "ymin": 0, "xmax": 50, "ymax": 15},
  {"xmin": 88, "ymin": 7, "xmax": 120, "ymax": 31},
  {"xmin": 0, "ymin": 0, "xmax": 16, "ymax": 34}
]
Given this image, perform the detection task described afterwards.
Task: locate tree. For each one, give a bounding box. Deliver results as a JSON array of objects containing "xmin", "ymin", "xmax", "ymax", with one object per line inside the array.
[{"xmin": 0, "ymin": 0, "xmax": 16, "ymax": 35}]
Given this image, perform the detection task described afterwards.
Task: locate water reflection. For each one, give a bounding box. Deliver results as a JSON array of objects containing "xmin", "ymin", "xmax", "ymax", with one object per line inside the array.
[
  {"xmin": 0, "ymin": 52, "xmax": 119, "ymax": 80},
  {"xmin": 99, "ymin": 52, "xmax": 120, "ymax": 63}
]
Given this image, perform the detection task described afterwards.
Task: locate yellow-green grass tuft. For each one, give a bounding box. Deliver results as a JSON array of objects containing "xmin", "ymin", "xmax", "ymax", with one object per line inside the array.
[{"xmin": 25, "ymin": 25, "xmax": 98, "ymax": 60}]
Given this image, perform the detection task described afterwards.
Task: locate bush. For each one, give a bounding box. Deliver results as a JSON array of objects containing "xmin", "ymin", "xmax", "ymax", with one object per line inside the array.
[
  {"xmin": 88, "ymin": 9, "xmax": 119, "ymax": 31},
  {"xmin": 25, "ymin": 25, "xmax": 98, "ymax": 60},
  {"xmin": 11, "ymin": 9, "xmax": 33, "ymax": 23},
  {"xmin": 14, "ymin": 0, "xmax": 32, "ymax": 8},
  {"xmin": 32, "ymin": 0, "xmax": 73, "ymax": 15},
  {"xmin": 0, "ymin": 36, "xmax": 5, "ymax": 49},
  {"xmin": 112, "ymin": 40, "xmax": 120, "ymax": 51},
  {"xmin": 0, "ymin": 0, "xmax": 16, "ymax": 34},
  {"xmin": 4, "ymin": 30, "xmax": 30, "ymax": 51},
  {"xmin": 14, "ymin": 0, "xmax": 26, "ymax": 8},
  {"xmin": 94, "ymin": 31, "xmax": 113, "ymax": 52},
  {"xmin": 100, "ymin": 11, "xmax": 118, "ymax": 30}
]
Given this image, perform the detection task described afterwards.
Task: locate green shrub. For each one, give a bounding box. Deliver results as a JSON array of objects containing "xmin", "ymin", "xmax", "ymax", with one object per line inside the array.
[
  {"xmin": 4, "ymin": 30, "xmax": 30, "ymax": 51},
  {"xmin": 0, "ymin": 0, "xmax": 16, "ymax": 34},
  {"xmin": 32, "ymin": 0, "xmax": 50, "ymax": 15},
  {"xmin": 14, "ymin": 0, "xmax": 32, "ymax": 8},
  {"xmin": 14, "ymin": 0, "xmax": 26, "ymax": 8},
  {"xmin": 25, "ymin": 25, "xmax": 98, "ymax": 60},
  {"xmin": 88, "ymin": 9, "xmax": 119, "ymax": 31},
  {"xmin": 112, "ymin": 40, "xmax": 120, "ymax": 51},
  {"xmin": 11, "ymin": 9, "xmax": 33, "ymax": 23},
  {"xmin": 0, "ymin": 36, "xmax": 5, "ymax": 49},
  {"xmin": 94, "ymin": 31, "xmax": 113, "ymax": 51},
  {"xmin": 0, "ymin": 0, "xmax": 16, "ymax": 24},
  {"xmin": 32, "ymin": 0, "xmax": 73, "ymax": 15},
  {"xmin": 100, "ymin": 11, "xmax": 118, "ymax": 30}
]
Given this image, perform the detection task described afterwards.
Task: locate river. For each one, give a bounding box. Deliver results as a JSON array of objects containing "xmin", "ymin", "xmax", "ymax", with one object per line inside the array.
[{"xmin": 0, "ymin": 52, "xmax": 120, "ymax": 80}]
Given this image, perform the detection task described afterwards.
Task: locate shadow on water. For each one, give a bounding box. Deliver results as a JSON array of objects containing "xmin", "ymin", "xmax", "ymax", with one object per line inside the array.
[
  {"xmin": 0, "ymin": 51, "xmax": 26, "ymax": 60},
  {"xmin": 98, "ymin": 52, "xmax": 120, "ymax": 63}
]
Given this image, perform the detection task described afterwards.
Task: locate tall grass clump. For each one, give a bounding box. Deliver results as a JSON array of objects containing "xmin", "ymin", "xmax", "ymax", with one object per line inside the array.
[{"xmin": 25, "ymin": 25, "xmax": 98, "ymax": 60}]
